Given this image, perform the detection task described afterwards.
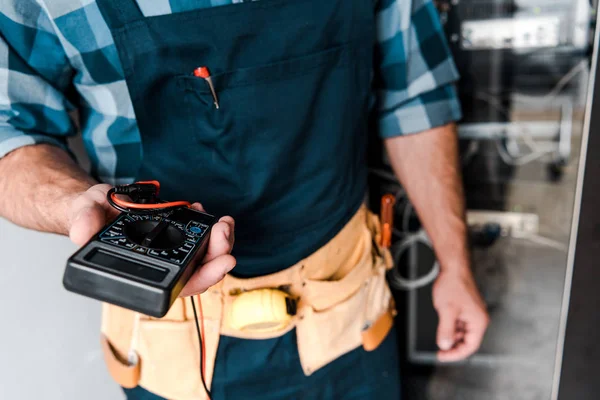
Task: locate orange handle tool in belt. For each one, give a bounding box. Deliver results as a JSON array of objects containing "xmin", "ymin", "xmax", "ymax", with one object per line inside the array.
[{"xmin": 380, "ymin": 194, "xmax": 395, "ymax": 248}]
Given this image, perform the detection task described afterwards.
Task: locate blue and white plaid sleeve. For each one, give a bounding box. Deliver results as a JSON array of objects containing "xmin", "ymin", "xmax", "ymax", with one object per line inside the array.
[
  {"xmin": 374, "ymin": 0, "xmax": 463, "ymax": 138},
  {"xmin": 0, "ymin": 1, "xmax": 77, "ymax": 158}
]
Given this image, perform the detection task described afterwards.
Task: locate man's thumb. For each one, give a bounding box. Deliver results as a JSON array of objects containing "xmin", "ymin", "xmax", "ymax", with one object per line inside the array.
[
  {"xmin": 69, "ymin": 204, "xmax": 106, "ymax": 246},
  {"xmin": 437, "ymin": 306, "xmax": 459, "ymax": 351}
]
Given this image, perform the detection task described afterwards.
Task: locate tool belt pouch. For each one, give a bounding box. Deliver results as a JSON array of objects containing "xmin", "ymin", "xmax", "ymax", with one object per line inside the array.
[
  {"xmin": 99, "ymin": 206, "xmax": 395, "ymax": 395},
  {"xmin": 295, "ymin": 210, "xmax": 395, "ymax": 375},
  {"xmin": 101, "ymin": 294, "xmax": 222, "ymax": 400}
]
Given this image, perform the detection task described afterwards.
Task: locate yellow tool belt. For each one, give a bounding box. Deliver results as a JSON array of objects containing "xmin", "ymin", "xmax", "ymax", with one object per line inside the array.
[{"xmin": 100, "ymin": 205, "xmax": 396, "ymax": 400}]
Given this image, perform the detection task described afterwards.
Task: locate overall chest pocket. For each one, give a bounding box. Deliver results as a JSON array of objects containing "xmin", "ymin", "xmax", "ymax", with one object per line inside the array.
[
  {"xmin": 177, "ymin": 41, "xmax": 359, "ymax": 143},
  {"xmin": 175, "ymin": 40, "xmax": 369, "ymax": 204}
]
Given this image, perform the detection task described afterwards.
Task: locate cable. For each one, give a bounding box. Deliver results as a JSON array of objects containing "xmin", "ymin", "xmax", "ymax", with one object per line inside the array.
[
  {"xmin": 198, "ymin": 295, "xmax": 207, "ymax": 381},
  {"xmin": 474, "ymin": 58, "xmax": 586, "ymax": 166},
  {"xmin": 494, "ymin": 140, "xmax": 551, "ymax": 166},
  {"xmin": 402, "ymin": 201, "xmax": 413, "ymax": 233},
  {"xmin": 191, "ymin": 296, "xmax": 211, "ymax": 400},
  {"xmin": 513, "ymin": 60, "xmax": 588, "ymax": 106},
  {"xmin": 388, "ymin": 229, "xmax": 440, "ymax": 291},
  {"xmin": 368, "ymin": 168, "xmax": 400, "ymax": 184},
  {"xmin": 461, "ymin": 140, "xmax": 480, "ymax": 167},
  {"xmin": 106, "ymin": 183, "xmax": 191, "ymax": 214},
  {"xmin": 367, "ymin": 177, "xmax": 438, "ymax": 289},
  {"xmin": 109, "ymin": 192, "xmax": 190, "ymax": 210},
  {"xmin": 104, "ymin": 182, "xmax": 209, "ymax": 395},
  {"xmin": 517, "ymin": 233, "xmax": 568, "ymax": 251},
  {"xmin": 473, "ymin": 91, "xmax": 559, "ymax": 166}
]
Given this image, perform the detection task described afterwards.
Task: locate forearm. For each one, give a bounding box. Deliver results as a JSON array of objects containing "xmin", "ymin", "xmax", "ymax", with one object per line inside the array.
[
  {"xmin": 384, "ymin": 123, "xmax": 469, "ymax": 274},
  {"xmin": 0, "ymin": 144, "xmax": 96, "ymax": 235}
]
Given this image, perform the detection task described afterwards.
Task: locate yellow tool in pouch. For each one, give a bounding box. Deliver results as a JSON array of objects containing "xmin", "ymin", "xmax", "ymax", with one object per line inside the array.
[{"xmin": 227, "ymin": 288, "xmax": 297, "ymax": 333}]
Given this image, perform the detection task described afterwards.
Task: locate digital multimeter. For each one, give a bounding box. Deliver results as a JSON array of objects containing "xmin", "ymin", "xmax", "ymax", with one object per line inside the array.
[{"xmin": 63, "ymin": 207, "xmax": 217, "ymax": 318}]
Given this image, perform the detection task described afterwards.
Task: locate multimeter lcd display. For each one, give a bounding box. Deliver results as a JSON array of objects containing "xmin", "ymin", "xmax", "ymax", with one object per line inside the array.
[
  {"xmin": 63, "ymin": 207, "xmax": 216, "ymax": 318},
  {"xmin": 85, "ymin": 249, "xmax": 168, "ymax": 283}
]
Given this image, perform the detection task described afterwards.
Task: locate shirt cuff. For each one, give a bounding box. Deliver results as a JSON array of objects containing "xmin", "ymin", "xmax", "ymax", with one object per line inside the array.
[
  {"xmin": 378, "ymin": 83, "xmax": 463, "ymax": 138},
  {"xmin": 0, "ymin": 128, "xmax": 69, "ymax": 159}
]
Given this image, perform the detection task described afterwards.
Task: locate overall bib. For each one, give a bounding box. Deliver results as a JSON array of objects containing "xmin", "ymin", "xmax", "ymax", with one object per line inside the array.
[
  {"xmin": 95, "ymin": 0, "xmax": 373, "ymax": 277},
  {"xmin": 94, "ymin": 0, "xmax": 400, "ymax": 398}
]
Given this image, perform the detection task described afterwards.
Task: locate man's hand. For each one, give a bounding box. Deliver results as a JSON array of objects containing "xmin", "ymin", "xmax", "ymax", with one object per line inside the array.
[
  {"xmin": 433, "ymin": 268, "xmax": 489, "ymax": 362},
  {"xmin": 0, "ymin": 145, "xmax": 236, "ymax": 294},
  {"xmin": 384, "ymin": 124, "xmax": 489, "ymax": 361},
  {"xmin": 68, "ymin": 184, "xmax": 236, "ymax": 297},
  {"xmin": 179, "ymin": 205, "xmax": 236, "ymax": 297},
  {"xmin": 68, "ymin": 184, "xmax": 120, "ymax": 245}
]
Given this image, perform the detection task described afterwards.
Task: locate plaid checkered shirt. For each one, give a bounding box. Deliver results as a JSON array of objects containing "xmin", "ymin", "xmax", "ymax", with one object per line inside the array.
[{"xmin": 0, "ymin": 0, "xmax": 462, "ymax": 183}]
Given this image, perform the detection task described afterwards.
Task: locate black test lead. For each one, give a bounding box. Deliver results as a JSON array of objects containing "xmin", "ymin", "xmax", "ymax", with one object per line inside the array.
[{"xmin": 194, "ymin": 66, "xmax": 220, "ymax": 109}]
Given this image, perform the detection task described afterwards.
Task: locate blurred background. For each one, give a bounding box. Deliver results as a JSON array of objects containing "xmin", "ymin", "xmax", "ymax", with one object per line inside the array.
[
  {"xmin": 0, "ymin": 0, "xmax": 597, "ymax": 399},
  {"xmin": 367, "ymin": 0, "xmax": 597, "ymax": 398}
]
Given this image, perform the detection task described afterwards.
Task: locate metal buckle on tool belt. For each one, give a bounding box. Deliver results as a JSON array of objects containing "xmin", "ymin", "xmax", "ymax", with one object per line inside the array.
[{"xmin": 228, "ymin": 288, "xmax": 297, "ymax": 333}]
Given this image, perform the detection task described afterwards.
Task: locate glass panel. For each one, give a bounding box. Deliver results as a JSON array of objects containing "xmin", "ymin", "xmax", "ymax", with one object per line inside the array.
[{"xmin": 368, "ymin": 0, "xmax": 595, "ymax": 398}]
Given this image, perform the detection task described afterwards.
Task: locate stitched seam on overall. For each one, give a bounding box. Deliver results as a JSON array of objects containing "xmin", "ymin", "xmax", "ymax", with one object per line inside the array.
[
  {"xmin": 113, "ymin": 0, "xmax": 311, "ymax": 35},
  {"xmin": 180, "ymin": 41, "xmax": 360, "ymax": 92}
]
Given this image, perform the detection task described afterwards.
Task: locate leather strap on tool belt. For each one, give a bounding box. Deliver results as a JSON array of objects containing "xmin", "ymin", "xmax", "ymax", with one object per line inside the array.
[{"xmin": 100, "ymin": 205, "xmax": 396, "ymax": 400}]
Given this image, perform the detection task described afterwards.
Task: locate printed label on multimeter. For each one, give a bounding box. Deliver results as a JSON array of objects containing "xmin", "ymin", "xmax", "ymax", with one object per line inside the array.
[{"xmin": 99, "ymin": 213, "xmax": 210, "ymax": 265}]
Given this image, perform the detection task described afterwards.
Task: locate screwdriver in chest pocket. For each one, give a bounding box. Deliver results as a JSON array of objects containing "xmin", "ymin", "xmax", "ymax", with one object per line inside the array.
[{"xmin": 194, "ymin": 66, "xmax": 220, "ymax": 109}]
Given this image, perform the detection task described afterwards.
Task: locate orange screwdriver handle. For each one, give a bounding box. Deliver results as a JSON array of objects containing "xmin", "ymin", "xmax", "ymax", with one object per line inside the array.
[{"xmin": 380, "ymin": 194, "xmax": 396, "ymax": 248}]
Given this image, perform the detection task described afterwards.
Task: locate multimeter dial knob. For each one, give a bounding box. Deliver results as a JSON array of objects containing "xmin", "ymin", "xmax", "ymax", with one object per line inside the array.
[{"xmin": 124, "ymin": 220, "xmax": 186, "ymax": 250}]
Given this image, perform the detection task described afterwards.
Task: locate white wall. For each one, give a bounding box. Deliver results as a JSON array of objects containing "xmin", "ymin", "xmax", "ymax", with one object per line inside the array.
[{"xmin": 0, "ymin": 219, "xmax": 122, "ymax": 400}]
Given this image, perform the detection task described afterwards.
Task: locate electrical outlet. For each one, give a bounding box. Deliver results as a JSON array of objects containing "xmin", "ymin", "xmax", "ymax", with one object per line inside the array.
[{"xmin": 467, "ymin": 210, "xmax": 539, "ymax": 237}]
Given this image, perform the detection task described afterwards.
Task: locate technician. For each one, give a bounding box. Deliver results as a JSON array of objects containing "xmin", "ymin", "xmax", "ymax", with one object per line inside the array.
[{"xmin": 0, "ymin": 0, "xmax": 489, "ymax": 399}]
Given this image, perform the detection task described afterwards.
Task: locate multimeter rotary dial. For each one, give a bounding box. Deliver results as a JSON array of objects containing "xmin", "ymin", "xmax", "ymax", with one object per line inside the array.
[
  {"xmin": 125, "ymin": 220, "xmax": 186, "ymax": 250},
  {"xmin": 97, "ymin": 212, "xmax": 210, "ymax": 266}
]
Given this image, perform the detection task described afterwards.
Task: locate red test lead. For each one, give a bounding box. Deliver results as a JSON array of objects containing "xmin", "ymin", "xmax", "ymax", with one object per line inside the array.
[{"xmin": 194, "ymin": 66, "xmax": 220, "ymax": 109}]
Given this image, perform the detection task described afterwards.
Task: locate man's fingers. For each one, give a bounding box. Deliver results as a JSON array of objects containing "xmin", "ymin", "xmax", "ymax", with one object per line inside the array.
[
  {"xmin": 178, "ymin": 214, "xmax": 236, "ymax": 297},
  {"xmin": 69, "ymin": 204, "xmax": 107, "ymax": 246},
  {"xmin": 191, "ymin": 203, "xmax": 205, "ymax": 212},
  {"xmin": 180, "ymin": 254, "xmax": 236, "ymax": 297},
  {"xmin": 437, "ymin": 335, "xmax": 478, "ymax": 363},
  {"xmin": 219, "ymin": 215, "xmax": 235, "ymax": 246},
  {"xmin": 437, "ymin": 311, "xmax": 489, "ymax": 362},
  {"xmin": 189, "ymin": 206, "xmax": 235, "ymax": 252},
  {"xmin": 454, "ymin": 320, "xmax": 466, "ymax": 343},
  {"xmin": 460, "ymin": 312, "xmax": 488, "ymax": 355},
  {"xmin": 436, "ymin": 305, "xmax": 460, "ymax": 351},
  {"xmin": 437, "ymin": 343, "xmax": 468, "ymax": 362},
  {"xmin": 68, "ymin": 184, "xmax": 117, "ymax": 246},
  {"xmin": 219, "ymin": 215, "xmax": 235, "ymax": 232},
  {"xmin": 202, "ymin": 217, "xmax": 235, "ymax": 263}
]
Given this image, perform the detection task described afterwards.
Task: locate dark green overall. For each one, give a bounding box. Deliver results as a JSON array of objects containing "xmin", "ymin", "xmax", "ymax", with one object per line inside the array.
[{"xmin": 95, "ymin": 0, "xmax": 400, "ymax": 398}]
